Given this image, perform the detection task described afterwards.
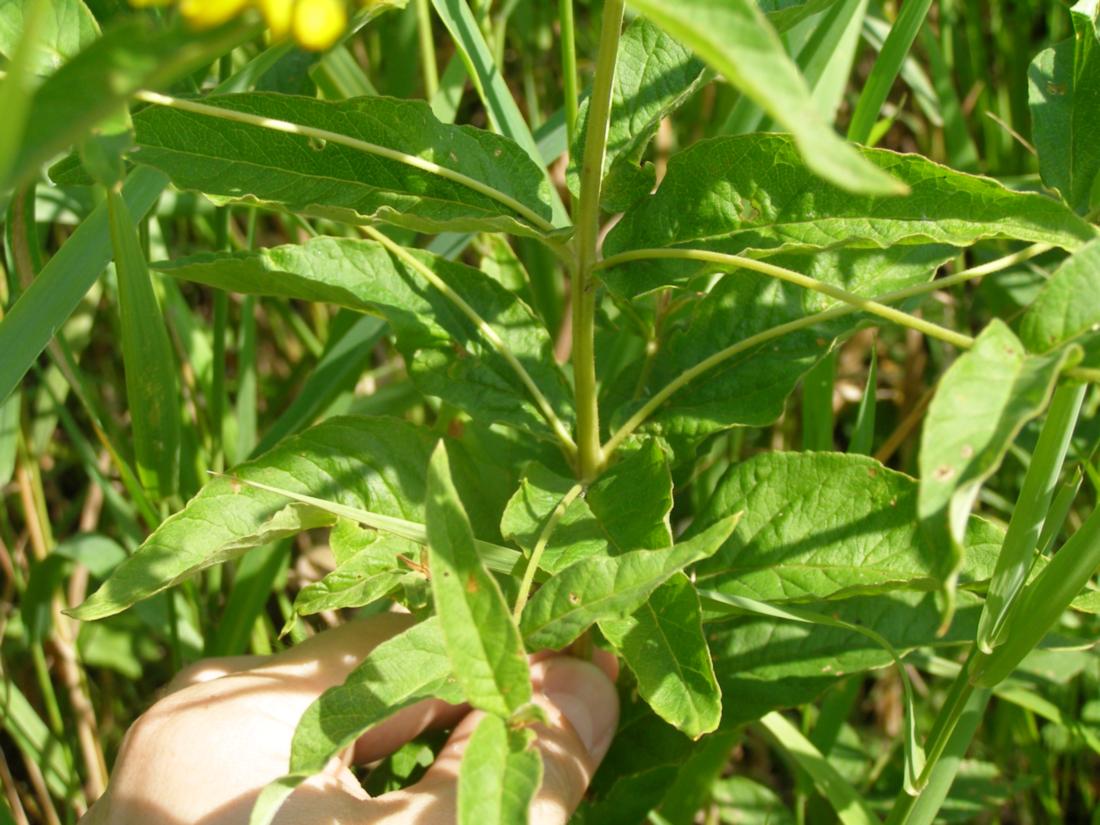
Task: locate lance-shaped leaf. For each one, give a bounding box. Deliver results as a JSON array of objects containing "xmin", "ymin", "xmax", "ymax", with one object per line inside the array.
[
  {"xmin": 520, "ymin": 514, "xmax": 739, "ymax": 650},
  {"xmin": 501, "ymin": 439, "xmax": 673, "ymax": 574},
  {"xmin": 566, "ymin": 18, "xmax": 708, "ymax": 212},
  {"xmin": 457, "ymin": 715, "xmax": 543, "ymax": 825},
  {"xmin": 121, "ymin": 92, "xmax": 558, "ymax": 239},
  {"xmin": 107, "ymin": 188, "xmax": 181, "ymax": 501},
  {"xmin": 291, "ymin": 536, "xmax": 417, "ymax": 617},
  {"xmin": 599, "ymin": 573, "xmax": 722, "ymax": 738},
  {"xmin": 290, "ymin": 617, "xmax": 464, "ymax": 775},
  {"xmin": 69, "ymin": 416, "xmax": 437, "ymax": 621},
  {"xmin": 427, "ymin": 443, "xmax": 531, "ymax": 717},
  {"xmin": 918, "ymin": 321, "xmax": 1073, "ymax": 607},
  {"xmin": 706, "ymin": 590, "xmax": 983, "ymax": 728},
  {"xmin": 625, "ymin": 0, "xmax": 902, "ymax": 195},
  {"xmin": 609, "ymin": 245, "xmax": 957, "ymax": 453},
  {"xmin": 1028, "ymin": 1, "xmax": 1100, "ymax": 215},
  {"xmin": 1020, "ymin": 239, "xmax": 1100, "ymax": 366},
  {"xmin": 691, "ymin": 452, "xmax": 1005, "ymax": 604},
  {"xmin": 157, "ymin": 236, "xmax": 575, "ymax": 443},
  {"xmin": 601, "ymin": 134, "xmax": 1096, "ymax": 297}
]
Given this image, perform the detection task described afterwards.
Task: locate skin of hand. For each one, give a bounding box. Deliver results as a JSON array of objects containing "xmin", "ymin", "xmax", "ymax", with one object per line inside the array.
[{"xmin": 79, "ymin": 613, "xmax": 620, "ymax": 824}]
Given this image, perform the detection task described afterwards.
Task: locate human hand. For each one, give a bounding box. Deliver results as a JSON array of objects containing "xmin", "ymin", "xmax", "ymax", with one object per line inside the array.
[{"xmin": 80, "ymin": 613, "xmax": 619, "ymax": 824}]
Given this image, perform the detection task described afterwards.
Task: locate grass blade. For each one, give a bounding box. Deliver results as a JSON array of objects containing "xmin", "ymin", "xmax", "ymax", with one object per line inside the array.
[
  {"xmin": 107, "ymin": 188, "xmax": 181, "ymax": 501},
  {"xmin": 977, "ymin": 381, "xmax": 1086, "ymax": 653},
  {"xmin": 758, "ymin": 711, "xmax": 879, "ymax": 825},
  {"xmin": 0, "ymin": 166, "xmax": 167, "ymax": 406},
  {"xmin": 847, "ymin": 0, "xmax": 933, "ymax": 144},
  {"xmin": 429, "ymin": 0, "xmax": 571, "ymax": 226}
]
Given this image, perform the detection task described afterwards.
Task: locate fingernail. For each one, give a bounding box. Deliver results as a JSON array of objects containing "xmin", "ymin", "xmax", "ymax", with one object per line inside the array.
[{"xmin": 541, "ymin": 658, "xmax": 619, "ymax": 764}]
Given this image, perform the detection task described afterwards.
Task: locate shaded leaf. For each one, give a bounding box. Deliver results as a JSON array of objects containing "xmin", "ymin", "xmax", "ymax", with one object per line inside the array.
[
  {"xmin": 707, "ymin": 590, "xmax": 983, "ymax": 727},
  {"xmin": 610, "ymin": 245, "xmax": 957, "ymax": 452},
  {"xmin": 158, "ymin": 236, "xmax": 574, "ymax": 442}
]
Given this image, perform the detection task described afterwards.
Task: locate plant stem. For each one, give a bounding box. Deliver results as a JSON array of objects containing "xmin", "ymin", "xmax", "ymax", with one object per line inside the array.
[
  {"xmin": 513, "ymin": 482, "xmax": 584, "ymax": 619},
  {"xmin": 573, "ymin": 0, "xmax": 625, "ymax": 481},
  {"xmin": 361, "ymin": 225, "xmax": 578, "ymax": 457},
  {"xmin": 559, "ymin": 0, "xmax": 579, "ymax": 148},
  {"xmin": 416, "ymin": 0, "xmax": 440, "ymax": 99},
  {"xmin": 598, "ymin": 245, "xmax": 1093, "ymax": 460},
  {"xmin": 595, "ymin": 248, "xmax": 976, "ymax": 350}
]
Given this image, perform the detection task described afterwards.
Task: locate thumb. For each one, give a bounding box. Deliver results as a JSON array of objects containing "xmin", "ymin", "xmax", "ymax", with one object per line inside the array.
[{"xmin": 368, "ymin": 656, "xmax": 620, "ymax": 824}]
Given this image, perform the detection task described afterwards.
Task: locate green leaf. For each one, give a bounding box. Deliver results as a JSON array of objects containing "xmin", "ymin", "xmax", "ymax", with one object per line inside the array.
[
  {"xmin": 759, "ymin": 0, "xmax": 844, "ymax": 32},
  {"xmin": 290, "ymin": 616, "xmax": 464, "ymax": 775},
  {"xmin": 124, "ymin": 92, "xmax": 559, "ymax": 238},
  {"xmin": 1020, "ymin": 239, "xmax": 1100, "ymax": 364},
  {"xmin": 1028, "ymin": 2, "xmax": 1100, "ymax": 214},
  {"xmin": 69, "ymin": 416, "xmax": 436, "ymax": 621},
  {"xmin": 918, "ymin": 321, "xmax": 1073, "ymax": 606},
  {"xmin": 692, "ymin": 451, "xmax": 1004, "ymax": 604},
  {"xmin": 426, "ymin": 442, "xmax": 531, "ymax": 717},
  {"xmin": 520, "ymin": 513, "xmax": 739, "ymax": 650},
  {"xmin": 566, "ymin": 17, "xmax": 707, "ymax": 212},
  {"xmin": 0, "ymin": 0, "xmax": 99, "ymax": 77},
  {"xmin": 429, "ymin": 0, "xmax": 570, "ymax": 227},
  {"xmin": 157, "ymin": 236, "xmax": 574, "ymax": 442},
  {"xmin": 707, "ymin": 590, "xmax": 983, "ymax": 727},
  {"xmin": 846, "ymin": 0, "xmax": 932, "ymax": 145},
  {"xmin": 602, "ymin": 133, "xmax": 1096, "ymax": 296},
  {"xmin": 0, "ymin": 168, "xmax": 167, "ymax": 408},
  {"xmin": 501, "ymin": 440, "xmax": 673, "ymax": 574},
  {"xmin": 457, "ymin": 715, "xmax": 543, "ymax": 825},
  {"xmin": 107, "ymin": 189, "xmax": 180, "ymax": 501},
  {"xmin": 600, "ymin": 573, "xmax": 722, "ymax": 738},
  {"xmin": 292, "ymin": 536, "xmax": 415, "ymax": 617},
  {"xmin": 625, "ymin": 0, "xmax": 902, "ymax": 195},
  {"xmin": 972, "ymin": 499, "xmax": 1100, "ymax": 687},
  {"xmin": 2, "ymin": 17, "xmax": 255, "ymax": 190},
  {"xmin": 609, "ymin": 245, "xmax": 957, "ymax": 450},
  {"xmin": 1072, "ymin": 589, "xmax": 1100, "ymax": 614},
  {"xmin": 758, "ymin": 712, "xmax": 878, "ymax": 825}
]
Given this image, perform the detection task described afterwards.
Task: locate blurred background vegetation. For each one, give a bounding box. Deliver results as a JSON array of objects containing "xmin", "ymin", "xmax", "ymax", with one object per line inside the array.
[{"xmin": 1, "ymin": 0, "xmax": 1098, "ymax": 823}]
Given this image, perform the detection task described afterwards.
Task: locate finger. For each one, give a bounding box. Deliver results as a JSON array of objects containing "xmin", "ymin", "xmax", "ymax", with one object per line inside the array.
[{"xmin": 361, "ymin": 656, "xmax": 620, "ymax": 824}]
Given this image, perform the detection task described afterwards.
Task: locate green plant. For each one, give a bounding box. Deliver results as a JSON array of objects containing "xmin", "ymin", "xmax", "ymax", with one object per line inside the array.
[{"xmin": 2, "ymin": 0, "xmax": 1100, "ymax": 823}]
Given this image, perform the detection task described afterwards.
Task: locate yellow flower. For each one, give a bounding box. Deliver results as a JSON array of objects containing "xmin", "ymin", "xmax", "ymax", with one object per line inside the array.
[
  {"xmin": 258, "ymin": 0, "xmax": 293, "ymax": 38},
  {"xmin": 291, "ymin": 0, "xmax": 347, "ymax": 51},
  {"xmin": 178, "ymin": 0, "xmax": 251, "ymax": 28}
]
